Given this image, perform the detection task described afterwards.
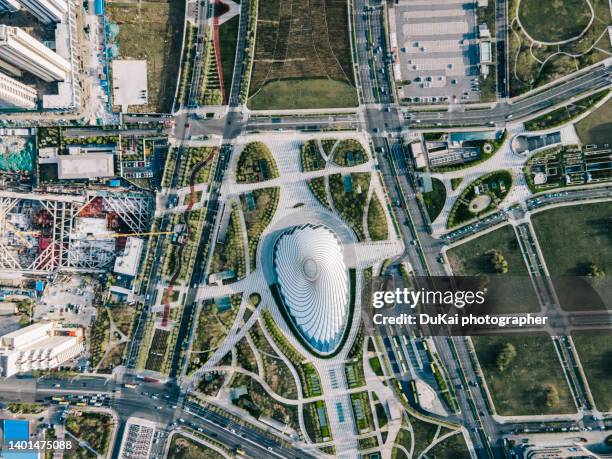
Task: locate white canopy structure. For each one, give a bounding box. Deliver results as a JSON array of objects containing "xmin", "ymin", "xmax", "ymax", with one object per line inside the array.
[{"xmin": 273, "ymin": 224, "xmax": 349, "ymax": 354}]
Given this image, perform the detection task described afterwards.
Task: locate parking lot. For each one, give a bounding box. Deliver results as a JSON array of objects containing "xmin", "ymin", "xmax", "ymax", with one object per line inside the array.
[{"xmin": 391, "ymin": 0, "xmax": 481, "ymax": 104}]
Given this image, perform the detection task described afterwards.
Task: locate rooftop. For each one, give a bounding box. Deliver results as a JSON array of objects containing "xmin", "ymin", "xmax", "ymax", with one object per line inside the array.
[{"xmin": 57, "ymin": 153, "xmax": 114, "ymax": 179}]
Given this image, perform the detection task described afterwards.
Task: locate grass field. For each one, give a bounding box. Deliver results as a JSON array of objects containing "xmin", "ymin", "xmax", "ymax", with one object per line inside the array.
[
  {"xmin": 448, "ymin": 226, "xmax": 527, "ymax": 276},
  {"xmin": 572, "ymin": 332, "xmax": 612, "ymax": 412},
  {"xmin": 447, "ymin": 225, "xmax": 539, "ymax": 313},
  {"xmin": 532, "ymin": 202, "xmax": 612, "ymax": 311},
  {"xmin": 473, "ymin": 334, "xmax": 575, "ymax": 415},
  {"xmin": 367, "ymin": 194, "xmax": 389, "ymax": 241},
  {"xmin": 518, "ymin": 0, "xmax": 591, "ymax": 42},
  {"xmin": 425, "ymin": 432, "xmax": 471, "ymax": 459},
  {"xmin": 248, "ymin": 0, "xmax": 357, "ymax": 109},
  {"xmin": 248, "ymin": 79, "xmax": 358, "ymax": 110},
  {"xmin": 167, "ymin": 435, "xmax": 224, "ymax": 459},
  {"xmin": 107, "ymin": 0, "xmax": 184, "ymax": 112},
  {"xmin": 422, "ymin": 178, "xmax": 446, "ymax": 222},
  {"xmin": 532, "ymin": 202, "xmax": 612, "ymax": 276},
  {"xmin": 65, "ymin": 412, "xmax": 113, "ymax": 456},
  {"xmin": 219, "ymin": 16, "xmax": 239, "ymax": 102},
  {"xmin": 576, "ymin": 97, "xmax": 612, "ymax": 145},
  {"xmin": 508, "ymin": 0, "xmax": 611, "ymax": 96}
]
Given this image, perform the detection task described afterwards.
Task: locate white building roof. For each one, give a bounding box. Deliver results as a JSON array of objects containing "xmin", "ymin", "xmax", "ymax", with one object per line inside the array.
[
  {"xmin": 112, "ymin": 60, "xmax": 148, "ymax": 111},
  {"xmin": 114, "ymin": 237, "xmax": 143, "ymax": 277},
  {"xmin": 273, "ymin": 224, "xmax": 349, "ymax": 354},
  {"xmin": 57, "ymin": 153, "xmax": 114, "ymax": 179},
  {"xmin": 479, "ymin": 41, "xmax": 492, "ymax": 64}
]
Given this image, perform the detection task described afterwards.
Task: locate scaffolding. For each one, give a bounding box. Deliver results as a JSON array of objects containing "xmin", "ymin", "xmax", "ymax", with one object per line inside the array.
[{"xmin": 0, "ymin": 190, "xmax": 152, "ymax": 275}]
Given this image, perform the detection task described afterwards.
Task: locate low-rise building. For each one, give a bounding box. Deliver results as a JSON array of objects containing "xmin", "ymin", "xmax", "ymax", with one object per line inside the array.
[
  {"xmin": 0, "ymin": 321, "xmax": 83, "ymax": 377},
  {"xmin": 57, "ymin": 149, "xmax": 115, "ymax": 180},
  {"xmin": 479, "ymin": 41, "xmax": 492, "ymax": 64}
]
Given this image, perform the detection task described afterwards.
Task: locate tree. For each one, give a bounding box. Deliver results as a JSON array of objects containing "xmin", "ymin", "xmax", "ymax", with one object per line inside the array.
[
  {"xmin": 541, "ymin": 384, "xmax": 559, "ymax": 408},
  {"xmin": 586, "ymin": 262, "xmax": 605, "ymax": 278},
  {"xmin": 495, "ymin": 342, "xmax": 517, "ymax": 372},
  {"xmin": 487, "ymin": 250, "xmax": 509, "ymax": 274}
]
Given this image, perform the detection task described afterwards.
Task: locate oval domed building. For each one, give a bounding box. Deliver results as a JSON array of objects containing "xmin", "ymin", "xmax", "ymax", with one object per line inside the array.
[{"xmin": 273, "ymin": 224, "xmax": 350, "ymax": 355}]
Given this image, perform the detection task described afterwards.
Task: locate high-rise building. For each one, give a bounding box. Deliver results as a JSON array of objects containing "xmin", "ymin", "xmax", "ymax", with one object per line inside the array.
[
  {"xmin": 0, "ymin": 0, "xmax": 21, "ymax": 13},
  {"xmin": 0, "ymin": 322, "xmax": 84, "ymax": 377},
  {"xmin": 0, "ymin": 70, "xmax": 37, "ymax": 109},
  {"xmin": 16, "ymin": 0, "xmax": 67, "ymax": 24},
  {"xmin": 0, "ymin": 26, "xmax": 70, "ymax": 82}
]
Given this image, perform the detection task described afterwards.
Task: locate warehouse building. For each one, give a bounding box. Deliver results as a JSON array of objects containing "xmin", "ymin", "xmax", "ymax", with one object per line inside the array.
[{"xmin": 57, "ymin": 154, "xmax": 115, "ymax": 180}]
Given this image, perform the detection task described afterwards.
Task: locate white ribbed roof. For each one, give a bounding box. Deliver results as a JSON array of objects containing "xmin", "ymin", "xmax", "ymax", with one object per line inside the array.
[{"xmin": 274, "ymin": 224, "xmax": 349, "ymax": 354}]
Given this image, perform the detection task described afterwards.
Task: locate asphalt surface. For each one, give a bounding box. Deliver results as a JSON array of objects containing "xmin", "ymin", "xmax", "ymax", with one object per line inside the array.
[
  {"xmin": 407, "ymin": 64, "xmax": 612, "ymax": 127},
  {"xmin": 0, "ymin": 375, "xmax": 302, "ymax": 459}
]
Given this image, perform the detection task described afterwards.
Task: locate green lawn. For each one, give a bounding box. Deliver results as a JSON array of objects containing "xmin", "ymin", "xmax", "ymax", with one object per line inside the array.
[
  {"xmin": 447, "ymin": 225, "xmax": 539, "ymax": 313},
  {"xmin": 248, "ymin": 78, "xmax": 358, "ymax": 110},
  {"xmin": 572, "ymin": 331, "xmax": 612, "ymax": 412},
  {"xmin": 301, "ymin": 140, "xmax": 326, "ymax": 172},
  {"xmin": 332, "ymin": 139, "xmax": 368, "ymax": 167},
  {"xmin": 473, "ymin": 334, "xmax": 576, "ymax": 415},
  {"xmin": 447, "ymin": 170, "xmax": 512, "ymax": 228},
  {"xmin": 167, "ymin": 435, "xmax": 224, "ymax": 459},
  {"xmin": 518, "ymin": 0, "xmax": 591, "ymax": 43},
  {"xmin": 422, "ymin": 178, "xmax": 446, "ymax": 222},
  {"xmin": 407, "ymin": 414, "xmax": 439, "ymax": 459},
  {"xmin": 533, "ymin": 202, "xmax": 612, "ymax": 276},
  {"xmin": 367, "ymin": 195, "xmax": 389, "ymax": 241},
  {"xmin": 329, "ymin": 172, "xmax": 371, "ymax": 240},
  {"xmin": 575, "ymin": 97, "xmax": 612, "ymax": 145},
  {"xmin": 241, "ymin": 187, "xmax": 280, "ymax": 271},
  {"xmin": 218, "ymin": 16, "xmax": 239, "ymax": 103},
  {"xmin": 532, "ymin": 202, "xmax": 612, "ymax": 311},
  {"xmin": 425, "ymin": 432, "xmax": 471, "ymax": 459},
  {"xmin": 448, "ymin": 225, "xmax": 527, "ymax": 276},
  {"xmin": 65, "ymin": 412, "xmax": 113, "ymax": 456},
  {"xmin": 307, "ymin": 177, "xmax": 331, "ymax": 209},
  {"xmin": 210, "ymin": 202, "xmax": 246, "ymax": 279},
  {"xmin": 236, "ymin": 142, "xmax": 279, "ymax": 183}
]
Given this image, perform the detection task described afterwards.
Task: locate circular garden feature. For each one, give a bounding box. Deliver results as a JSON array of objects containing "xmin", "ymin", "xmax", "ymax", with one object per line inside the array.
[{"xmin": 518, "ymin": 0, "xmax": 592, "ymax": 43}]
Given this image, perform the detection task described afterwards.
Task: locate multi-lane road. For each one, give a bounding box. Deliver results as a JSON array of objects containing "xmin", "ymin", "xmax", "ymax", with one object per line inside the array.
[
  {"xmin": 407, "ymin": 63, "xmax": 612, "ymax": 127},
  {"xmin": 0, "ymin": 375, "xmax": 307, "ymax": 459}
]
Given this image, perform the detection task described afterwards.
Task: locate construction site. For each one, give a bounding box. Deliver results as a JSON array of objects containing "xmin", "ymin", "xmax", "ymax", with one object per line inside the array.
[{"xmin": 0, "ymin": 189, "xmax": 152, "ymax": 274}]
